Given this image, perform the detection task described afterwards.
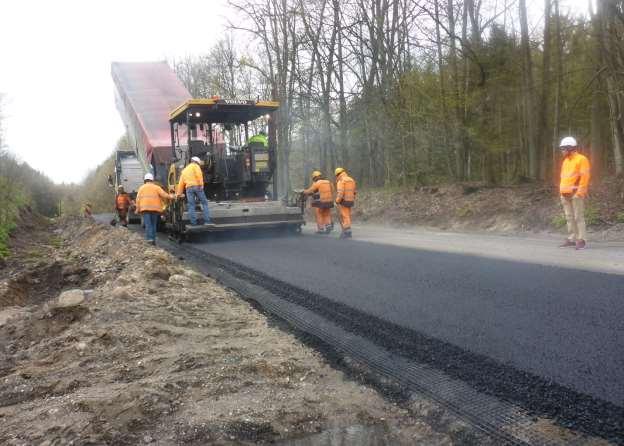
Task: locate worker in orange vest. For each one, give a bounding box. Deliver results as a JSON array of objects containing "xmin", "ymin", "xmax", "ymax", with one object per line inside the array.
[
  {"xmin": 176, "ymin": 156, "xmax": 211, "ymax": 226},
  {"xmin": 334, "ymin": 167, "xmax": 356, "ymax": 239},
  {"xmin": 303, "ymin": 170, "xmax": 334, "ymax": 234},
  {"xmin": 115, "ymin": 185, "xmax": 133, "ymax": 227},
  {"xmin": 136, "ymin": 173, "xmax": 174, "ymax": 245},
  {"xmin": 558, "ymin": 136, "xmax": 591, "ymax": 250},
  {"xmin": 83, "ymin": 202, "xmax": 93, "ymax": 219}
]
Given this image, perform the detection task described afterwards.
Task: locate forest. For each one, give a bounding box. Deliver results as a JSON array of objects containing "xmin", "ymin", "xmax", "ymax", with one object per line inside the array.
[{"xmin": 173, "ymin": 0, "xmax": 624, "ymax": 191}]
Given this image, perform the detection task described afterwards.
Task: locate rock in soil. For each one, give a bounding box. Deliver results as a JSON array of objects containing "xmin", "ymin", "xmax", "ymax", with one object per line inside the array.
[{"xmin": 55, "ymin": 289, "xmax": 85, "ymax": 308}]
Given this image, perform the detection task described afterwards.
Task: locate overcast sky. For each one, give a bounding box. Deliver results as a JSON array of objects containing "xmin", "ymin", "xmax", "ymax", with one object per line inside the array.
[
  {"xmin": 0, "ymin": 0, "xmax": 230, "ymax": 183},
  {"xmin": 0, "ymin": 0, "xmax": 587, "ymax": 184}
]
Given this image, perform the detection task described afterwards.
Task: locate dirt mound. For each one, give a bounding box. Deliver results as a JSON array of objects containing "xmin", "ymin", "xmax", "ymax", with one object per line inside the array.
[
  {"xmin": 354, "ymin": 177, "xmax": 624, "ymax": 237},
  {"xmin": 0, "ymin": 218, "xmax": 458, "ymax": 445}
]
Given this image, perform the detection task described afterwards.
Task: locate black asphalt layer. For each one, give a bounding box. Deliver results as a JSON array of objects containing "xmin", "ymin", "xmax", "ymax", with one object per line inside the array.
[{"xmin": 187, "ymin": 232, "xmax": 624, "ymax": 437}]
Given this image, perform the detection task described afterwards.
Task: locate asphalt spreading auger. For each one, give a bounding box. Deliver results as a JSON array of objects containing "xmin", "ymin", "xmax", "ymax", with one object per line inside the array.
[{"xmin": 111, "ymin": 61, "xmax": 305, "ymax": 239}]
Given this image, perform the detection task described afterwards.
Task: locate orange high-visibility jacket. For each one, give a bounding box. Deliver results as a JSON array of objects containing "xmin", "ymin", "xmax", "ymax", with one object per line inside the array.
[
  {"xmin": 176, "ymin": 162, "xmax": 204, "ymax": 195},
  {"xmin": 336, "ymin": 172, "xmax": 356, "ymax": 207},
  {"xmin": 560, "ymin": 152, "xmax": 591, "ymax": 198},
  {"xmin": 116, "ymin": 193, "xmax": 132, "ymax": 210},
  {"xmin": 136, "ymin": 183, "xmax": 170, "ymax": 214},
  {"xmin": 304, "ymin": 179, "xmax": 334, "ymax": 208}
]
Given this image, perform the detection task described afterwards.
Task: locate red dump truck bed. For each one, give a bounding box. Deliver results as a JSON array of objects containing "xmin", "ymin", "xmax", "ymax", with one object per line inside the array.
[{"xmin": 111, "ymin": 62, "xmax": 191, "ymax": 177}]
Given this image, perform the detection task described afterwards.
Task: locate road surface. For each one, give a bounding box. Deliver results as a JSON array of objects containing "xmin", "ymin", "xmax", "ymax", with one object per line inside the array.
[{"xmin": 189, "ymin": 224, "xmax": 624, "ymax": 408}]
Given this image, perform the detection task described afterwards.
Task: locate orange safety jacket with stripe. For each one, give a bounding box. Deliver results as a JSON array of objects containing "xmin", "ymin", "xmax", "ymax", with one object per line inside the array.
[
  {"xmin": 176, "ymin": 162, "xmax": 204, "ymax": 195},
  {"xmin": 560, "ymin": 152, "xmax": 591, "ymax": 198},
  {"xmin": 136, "ymin": 182, "xmax": 170, "ymax": 214},
  {"xmin": 336, "ymin": 172, "xmax": 356, "ymax": 207},
  {"xmin": 304, "ymin": 179, "xmax": 334, "ymax": 208},
  {"xmin": 116, "ymin": 193, "xmax": 132, "ymax": 210}
]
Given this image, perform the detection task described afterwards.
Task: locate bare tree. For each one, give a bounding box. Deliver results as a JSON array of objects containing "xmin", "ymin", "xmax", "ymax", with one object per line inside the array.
[{"xmin": 519, "ymin": 0, "xmax": 539, "ymax": 179}]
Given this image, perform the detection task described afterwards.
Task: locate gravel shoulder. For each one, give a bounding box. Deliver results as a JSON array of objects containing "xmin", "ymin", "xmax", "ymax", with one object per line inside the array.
[{"xmin": 0, "ymin": 217, "xmax": 462, "ymax": 445}]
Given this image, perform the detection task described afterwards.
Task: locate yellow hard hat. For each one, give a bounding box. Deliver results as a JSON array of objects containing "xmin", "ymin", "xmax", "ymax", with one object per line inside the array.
[
  {"xmin": 311, "ymin": 170, "xmax": 322, "ymax": 179},
  {"xmin": 334, "ymin": 167, "xmax": 346, "ymax": 177}
]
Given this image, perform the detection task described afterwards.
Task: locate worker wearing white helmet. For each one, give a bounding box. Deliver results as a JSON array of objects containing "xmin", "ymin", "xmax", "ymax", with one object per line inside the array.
[
  {"xmin": 135, "ymin": 172, "xmax": 174, "ymax": 245},
  {"xmin": 558, "ymin": 136, "xmax": 591, "ymax": 250},
  {"xmin": 176, "ymin": 156, "xmax": 212, "ymax": 226}
]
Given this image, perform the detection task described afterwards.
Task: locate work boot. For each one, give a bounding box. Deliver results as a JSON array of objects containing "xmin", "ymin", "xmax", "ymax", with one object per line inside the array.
[
  {"xmin": 316, "ymin": 229, "xmax": 326, "ymax": 234},
  {"xmin": 339, "ymin": 230, "xmax": 351, "ymax": 239},
  {"xmin": 148, "ymin": 240, "xmax": 156, "ymax": 246},
  {"xmin": 345, "ymin": 230, "xmax": 352, "ymax": 238},
  {"xmin": 575, "ymin": 239, "xmax": 587, "ymax": 250},
  {"xmin": 325, "ymin": 224, "xmax": 333, "ymax": 233},
  {"xmin": 559, "ymin": 239, "xmax": 576, "ymax": 248}
]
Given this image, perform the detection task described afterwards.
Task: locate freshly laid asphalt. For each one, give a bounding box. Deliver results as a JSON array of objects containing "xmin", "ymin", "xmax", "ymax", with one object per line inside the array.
[{"xmin": 191, "ymin": 229, "xmax": 624, "ymax": 408}]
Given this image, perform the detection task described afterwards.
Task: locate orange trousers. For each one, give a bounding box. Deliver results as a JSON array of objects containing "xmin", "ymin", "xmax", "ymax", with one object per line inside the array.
[
  {"xmin": 338, "ymin": 205, "xmax": 351, "ymax": 230},
  {"xmin": 314, "ymin": 207, "xmax": 332, "ymax": 229}
]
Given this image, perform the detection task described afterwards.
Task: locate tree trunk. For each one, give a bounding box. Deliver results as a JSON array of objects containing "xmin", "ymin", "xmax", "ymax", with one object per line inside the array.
[
  {"xmin": 552, "ymin": 0, "xmax": 563, "ymax": 187},
  {"xmin": 538, "ymin": 0, "xmax": 552, "ymax": 181},
  {"xmin": 519, "ymin": 0, "xmax": 539, "ymax": 180}
]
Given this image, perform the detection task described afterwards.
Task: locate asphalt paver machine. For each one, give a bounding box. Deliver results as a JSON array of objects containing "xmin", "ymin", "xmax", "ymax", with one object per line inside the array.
[
  {"xmin": 165, "ymin": 98, "xmax": 304, "ymax": 236},
  {"xmin": 112, "ymin": 62, "xmax": 304, "ymax": 239}
]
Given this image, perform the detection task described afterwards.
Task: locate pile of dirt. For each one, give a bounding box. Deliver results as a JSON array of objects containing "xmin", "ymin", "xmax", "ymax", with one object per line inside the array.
[
  {"xmin": 0, "ymin": 218, "xmax": 467, "ymax": 445},
  {"xmin": 354, "ymin": 177, "xmax": 624, "ymax": 238}
]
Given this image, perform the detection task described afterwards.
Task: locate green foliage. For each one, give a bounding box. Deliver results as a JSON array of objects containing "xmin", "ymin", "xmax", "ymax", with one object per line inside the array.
[
  {"xmin": 617, "ymin": 211, "xmax": 624, "ymax": 224},
  {"xmin": 584, "ymin": 205, "xmax": 601, "ymax": 226},
  {"xmin": 551, "ymin": 214, "xmax": 567, "ymax": 229},
  {"xmin": 71, "ymin": 152, "xmax": 116, "ymax": 214},
  {"xmin": 0, "ymin": 222, "xmax": 16, "ymax": 258},
  {"xmin": 456, "ymin": 206, "xmax": 473, "ymax": 218}
]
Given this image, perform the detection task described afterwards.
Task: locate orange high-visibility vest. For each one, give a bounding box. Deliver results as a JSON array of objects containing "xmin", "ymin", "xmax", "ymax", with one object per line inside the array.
[
  {"xmin": 116, "ymin": 193, "xmax": 131, "ymax": 210},
  {"xmin": 304, "ymin": 179, "xmax": 334, "ymax": 208},
  {"xmin": 136, "ymin": 182, "xmax": 170, "ymax": 213},
  {"xmin": 336, "ymin": 173, "xmax": 356, "ymax": 207},
  {"xmin": 560, "ymin": 152, "xmax": 590, "ymax": 198},
  {"xmin": 176, "ymin": 162, "xmax": 204, "ymax": 195}
]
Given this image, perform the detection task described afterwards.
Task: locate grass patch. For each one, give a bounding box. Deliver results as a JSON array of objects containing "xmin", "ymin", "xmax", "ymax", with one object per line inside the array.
[
  {"xmin": 584, "ymin": 205, "xmax": 601, "ymax": 226},
  {"xmin": 0, "ymin": 222, "xmax": 16, "ymax": 258},
  {"xmin": 551, "ymin": 214, "xmax": 567, "ymax": 229},
  {"xmin": 456, "ymin": 205, "xmax": 473, "ymax": 218},
  {"xmin": 49, "ymin": 236, "xmax": 63, "ymax": 248},
  {"xmin": 617, "ymin": 211, "xmax": 624, "ymax": 224}
]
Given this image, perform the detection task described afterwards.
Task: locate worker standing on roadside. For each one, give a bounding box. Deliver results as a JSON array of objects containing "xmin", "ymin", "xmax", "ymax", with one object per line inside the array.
[
  {"xmin": 83, "ymin": 203, "xmax": 93, "ymax": 219},
  {"xmin": 558, "ymin": 136, "xmax": 591, "ymax": 250},
  {"xmin": 303, "ymin": 170, "xmax": 334, "ymax": 234},
  {"xmin": 136, "ymin": 173, "xmax": 174, "ymax": 245},
  {"xmin": 176, "ymin": 156, "xmax": 212, "ymax": 226},
  {"xmin": 334, "ymin": 167, "xmax": 356, "ymax": 239},
  {"xmin": 115, "ymin": 185, "xmax": 133, "ymax": 227},
  {"xmin": 247, "ymin": 130, "xmax": 268, "ymax": 147}
]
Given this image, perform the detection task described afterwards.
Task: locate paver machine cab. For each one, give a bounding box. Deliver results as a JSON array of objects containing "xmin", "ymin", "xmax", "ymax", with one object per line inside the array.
[{"xmin": 165, "ymin": 98, "xmax": 304, "ymax": 236}]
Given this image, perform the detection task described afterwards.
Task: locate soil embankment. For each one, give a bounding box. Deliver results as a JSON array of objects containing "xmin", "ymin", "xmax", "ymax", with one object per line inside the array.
[
  {"xmin": 353, "ymin": 177, "xmax": 624, "ymax": 239},
  {"xmin": 0, "ymin": 217, "xmax": 467, "ymax": 445}
]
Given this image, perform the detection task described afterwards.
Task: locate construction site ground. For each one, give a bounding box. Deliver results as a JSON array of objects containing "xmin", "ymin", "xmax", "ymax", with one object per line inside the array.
[{"xmin": 0, "ymin": 215, "xmax": 482, "ymax": 445}]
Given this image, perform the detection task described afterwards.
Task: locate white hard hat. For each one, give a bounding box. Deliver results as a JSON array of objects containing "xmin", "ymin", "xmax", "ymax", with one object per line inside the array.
[
  {"xmin": 144, "ymin": 172, "xmax": 154, "ymax": 181},
  {"xmin": 559, "ymin": 136, "xmax": 577, "ymax": 148},
  {"xmin": 191, "ymin": 156, "xmax": 202, "ymax": 164}
]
